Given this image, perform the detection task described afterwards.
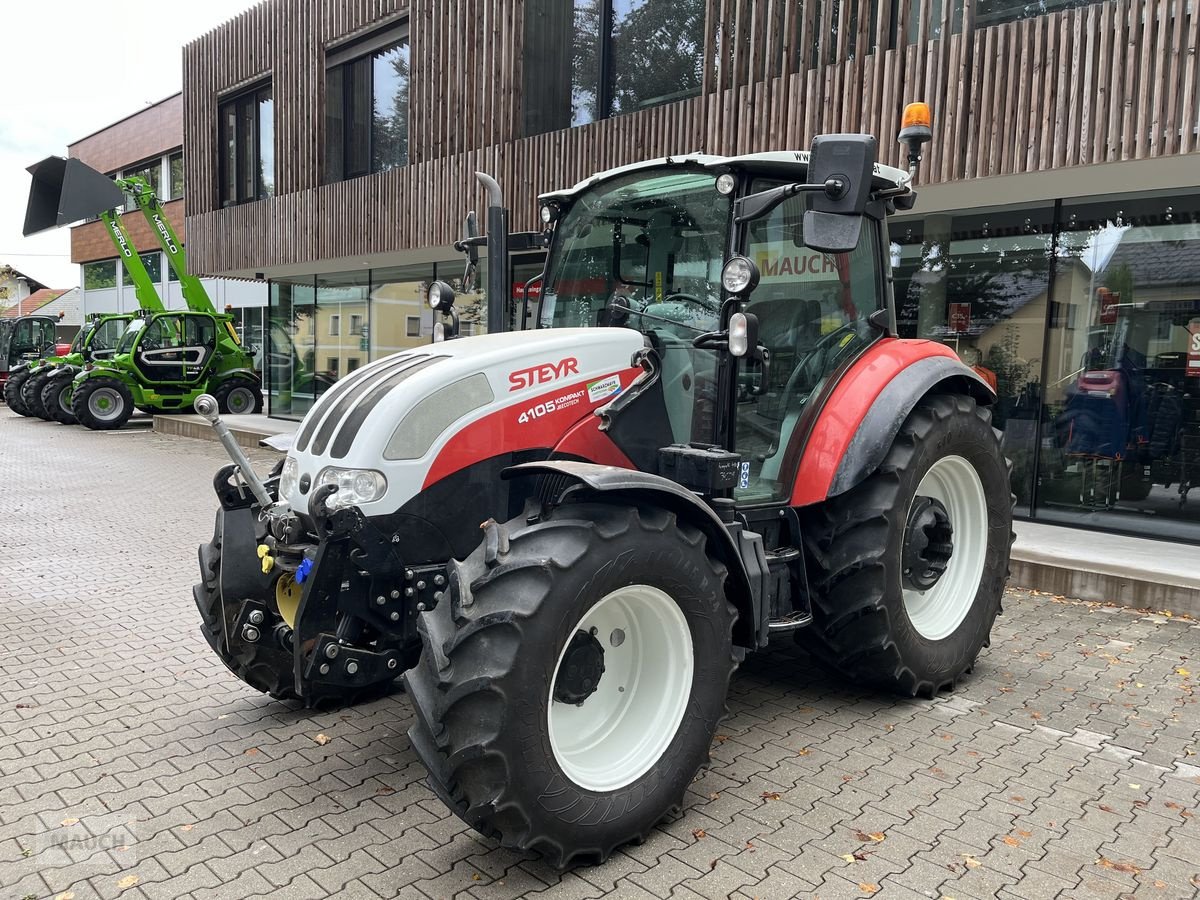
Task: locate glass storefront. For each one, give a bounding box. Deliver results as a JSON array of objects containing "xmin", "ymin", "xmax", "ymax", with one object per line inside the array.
[
  {"xmin": 266, "ymin": 258, "xmax": 491, "ymax": 419},
  {"xmin": 893, "ymin": 189, "xmax": 1200, "ymax": 542}
]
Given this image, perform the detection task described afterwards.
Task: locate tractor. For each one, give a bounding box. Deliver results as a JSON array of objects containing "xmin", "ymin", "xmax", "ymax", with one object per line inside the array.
[
  {"xmin": 7, "ymin": 313, "xmax": 133, "ymax": 422},
  {"xmin": 0, "ymin": 314, "xmax": 58, "ymax": 412},
  {"xmin": 22, "ymin": 156, "xmax": 263, "ymax": 430},
  {"xmin": 194, "ymin": 105, "xmax": 1012, "ymax": 866}
]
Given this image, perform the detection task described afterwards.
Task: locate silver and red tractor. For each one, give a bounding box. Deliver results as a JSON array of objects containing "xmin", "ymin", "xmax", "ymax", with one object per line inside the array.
[{"xmin": 195, "ymin": 107, "xmax": 1011, "ymax": 866}]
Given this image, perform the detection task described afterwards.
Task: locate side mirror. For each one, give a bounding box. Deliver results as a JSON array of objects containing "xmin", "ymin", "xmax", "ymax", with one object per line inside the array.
[{"xmin": 802, "ymin": 134, "xmax": 877, "ymax": 254}]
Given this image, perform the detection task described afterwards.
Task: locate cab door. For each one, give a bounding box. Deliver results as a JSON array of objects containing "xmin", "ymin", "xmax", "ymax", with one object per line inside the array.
[{"xmin": 134, "ymin": 314, "xmax": 216, "ymax": 383}]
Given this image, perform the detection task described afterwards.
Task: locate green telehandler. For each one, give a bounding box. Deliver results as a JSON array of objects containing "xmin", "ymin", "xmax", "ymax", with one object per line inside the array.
[
  {"xmin": 22, "ymin": 156, "xmax": 263, "ymax": 430},
  {"xmin": 0, "ymin": 314, "xmax": 59, "ymax": 414}
]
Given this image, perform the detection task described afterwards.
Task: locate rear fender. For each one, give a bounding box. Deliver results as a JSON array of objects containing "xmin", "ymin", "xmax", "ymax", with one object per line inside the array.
[
  {"xmin": 790, "ymin": 340, "xmax": 995, "ymax": 506},
  {"xmin": 504, "ymin": 460, "xmax": 763, "ymax": 649}
]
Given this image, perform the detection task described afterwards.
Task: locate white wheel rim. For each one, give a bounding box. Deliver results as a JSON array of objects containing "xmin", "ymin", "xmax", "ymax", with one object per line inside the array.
[
  {"xmin": 88, "ymin": 388, "xmax": 124, "ymax": 422},
  {"xmin": 228, "ymin": 387, "xmax": 254, "ymax": 413},
  {"xmin": 548, "ymin": 584, "xmax": 693, "ymax": 792},
  {"xmin": 57, "ymin": 388, "xmax": 72, "ymax": 415},
  {"xmin": 902, "ymin": 454, "xmax": 989, "ymax": 641}
]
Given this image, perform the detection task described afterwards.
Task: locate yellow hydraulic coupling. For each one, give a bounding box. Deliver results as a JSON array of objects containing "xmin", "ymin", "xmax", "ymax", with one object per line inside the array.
[{"xmin": 257, "ymin": 544, "xmax": 275, "ymax": 574}]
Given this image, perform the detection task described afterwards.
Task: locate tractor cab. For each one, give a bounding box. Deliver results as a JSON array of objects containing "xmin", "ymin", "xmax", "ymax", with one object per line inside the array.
[
  {"xmin": 534, "ymin": 148, "xmax": 906, "ymax": 503},
  {"xmin": 0, "ymin": 315, "xmax": 56, "ymax": 381},
  {"xmin": 77, "ymin": 314, "xmax": 130, "ymax": 363}
]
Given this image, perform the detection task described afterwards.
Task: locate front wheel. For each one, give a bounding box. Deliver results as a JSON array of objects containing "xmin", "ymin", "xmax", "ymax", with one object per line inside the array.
[
  {"xmin": 22, "ymin": 370, "xmax": 54, "ymax": 420},
  {"xmin": 41, "ymin": 378, "xmax": 77, "ymax": 425},
  {"xmin": 71, "ymin": 376, "xmax": 134, "ymax": 430},
  {"xmin": 3, "ymin": 368, "xmax": 33, "ymax": 416},
  {"xmin": 798, "ymin": 393, "xmax": 1012, "ymax": 697},
  {"xmin": 404, "ymin": 503, "xmax": 738, "ymax": 867}
]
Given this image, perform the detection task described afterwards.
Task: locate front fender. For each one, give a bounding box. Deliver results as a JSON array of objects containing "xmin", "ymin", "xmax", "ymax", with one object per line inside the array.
[
  {"xmin": 503, "ymin": 460, "xmax": 764, "ymax": 649},
  {"xmin": 790, "ymin": 339, "xmax": 995, "ymax": 506}
]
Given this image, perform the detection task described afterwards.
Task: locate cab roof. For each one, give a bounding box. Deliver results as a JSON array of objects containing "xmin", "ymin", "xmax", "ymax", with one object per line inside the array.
[{"xmin": 539, "ymin": 150, "xmax": 911, "ymax": 203}]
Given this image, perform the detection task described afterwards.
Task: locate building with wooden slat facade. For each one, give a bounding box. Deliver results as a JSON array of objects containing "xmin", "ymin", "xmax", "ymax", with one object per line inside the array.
[{"xmin": 184, "ymin": 0, "xmax": 1200, "ymax": 543}]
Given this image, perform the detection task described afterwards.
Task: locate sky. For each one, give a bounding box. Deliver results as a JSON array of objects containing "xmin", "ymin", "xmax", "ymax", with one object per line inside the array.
[{"xmin": 0, "ymin": 0, "xmax": 258, "ymax": 289}]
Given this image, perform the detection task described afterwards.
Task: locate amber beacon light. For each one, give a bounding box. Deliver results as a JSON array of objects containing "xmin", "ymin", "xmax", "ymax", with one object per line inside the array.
[{"xmin": 898, "ymin": 101, "xmax": 933, "ymax": 174}]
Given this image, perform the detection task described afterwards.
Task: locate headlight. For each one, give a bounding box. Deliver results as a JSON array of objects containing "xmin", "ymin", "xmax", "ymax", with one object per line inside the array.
[
  {"xmin": 314, "ymin": 467, "xmax": 387, "ymax": 508},
  {"xmin": 721, "ymin": 256, "xmax": 760, "ymax": 295},
  {"xmin": 278, "ymin": 457, "xmax": 299, "ymax": 498}
]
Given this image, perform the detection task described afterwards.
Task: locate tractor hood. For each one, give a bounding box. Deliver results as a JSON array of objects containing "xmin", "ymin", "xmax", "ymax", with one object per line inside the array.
[{"xmin": 280, "ymin": 328, "xmax": 646, "ymax": 516}]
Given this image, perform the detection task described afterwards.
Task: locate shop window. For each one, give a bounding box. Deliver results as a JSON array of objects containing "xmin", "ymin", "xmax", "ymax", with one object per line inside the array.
[
  {"xmin": 83, "ymin": 260, "xmax": 117, "ymax": 290},
  {"xmin": 137, "ymin": 252, "xmax": 162, "ymax": 284},
  {"xmin": 329, "ymin": 314, "xmax": 341, "ymax": 336},
  {"xmin": 523, "ymin": 0, "xmax": 704, "ymax": 136},
  {"xmin": 325, "ymin": 25, "xmax": 409, "ymax": 181},
  {"xmin": 218, "ymin": 82, "xmax": 274, "ymax": 206},
  {"xmin": 1037, "ymin": 192, "xmax": 1200, "ymax": 538},
  {"xmin": 268, "ymin": 278, "xmax": 318, "ymax": 419},
  {"xmin": 891, "ymin": 206, "xmax": 1055, "ymax": 515}
]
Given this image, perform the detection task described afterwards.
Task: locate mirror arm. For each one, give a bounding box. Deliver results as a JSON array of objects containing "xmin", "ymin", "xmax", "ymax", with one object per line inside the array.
[{"xmin": 734, "ymin": 179, "xmax": 847, "ymax": 225}]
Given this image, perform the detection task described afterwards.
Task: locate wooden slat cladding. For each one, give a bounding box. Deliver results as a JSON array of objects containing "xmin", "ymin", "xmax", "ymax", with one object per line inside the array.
[{"xmin": 183, "ymin": 0, "xmax": 1200, "ymax": 276}]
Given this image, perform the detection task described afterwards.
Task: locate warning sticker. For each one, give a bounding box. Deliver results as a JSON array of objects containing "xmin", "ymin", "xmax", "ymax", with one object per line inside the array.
[{"xmin": 587, "ymin": 375, "xmax": 622, "ymax": 403}]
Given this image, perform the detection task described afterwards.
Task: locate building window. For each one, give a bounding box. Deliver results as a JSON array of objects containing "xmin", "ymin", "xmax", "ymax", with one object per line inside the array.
[
  {"xmin": 328, "ymin": 357, "xmax": 340, "ymax": 377},
  {"xmin": 523, "ymin": 0, "xmax": 704, "ymax": 136},
  {"xmin": 350, "ymin": 313, "xmax": 363, "ymax": 333},
  {"xmin": 168, "ymin": 151, "xmax": 184, "ymax": 201},
  {"xmin": 122, "ymin": 158, "xmax": 162, "ymax": 211},
  {"xmin": 325, "ymin": 25, "xmax": 410, "ymax": 182},
  {"xmin": 137, "ymin": 252, "xmax": 162, "ymax": 284},
  {"xmin": 406, "ymin": 315, "xmax": 421, "ymax": 338},
  {"xmin": 347, "ymin": 357, "xmax": 361, "ymax": 372},
  {"xmin": 218, "ymin": 83, "xmax": 274, "ymax": 207},
  {"xmin": 83, "ymin": 260, "xmax": 117, "ymax": 290},
  {"xmin": 329, "ymin": 314, "xmax": 341, "ymax": 336}
]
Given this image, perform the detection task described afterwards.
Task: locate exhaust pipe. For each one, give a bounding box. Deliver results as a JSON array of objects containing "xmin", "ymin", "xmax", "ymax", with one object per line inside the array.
[{"xmin": 194, "ymin": 394, "xmax": 274, "ymax": 509}]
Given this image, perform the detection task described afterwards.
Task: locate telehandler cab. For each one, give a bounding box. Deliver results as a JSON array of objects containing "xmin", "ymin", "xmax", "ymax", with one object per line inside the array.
[
  {"xmin": 195, "ymin": 105, "xmax": 1012, "ymax": 866},
  {"xmin": 21, "ymin": 156, "xmax": 263, "ymax": 429}
]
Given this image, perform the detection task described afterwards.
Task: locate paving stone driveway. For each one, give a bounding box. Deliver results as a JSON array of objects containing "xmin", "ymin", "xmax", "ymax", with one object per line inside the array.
[{"xmin": 2, "ymin": 407, "xmax": 1200, "ymax": 900}]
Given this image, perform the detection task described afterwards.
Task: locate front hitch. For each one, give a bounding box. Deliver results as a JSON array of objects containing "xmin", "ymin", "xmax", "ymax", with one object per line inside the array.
[{"xmin": 194, "ymin": 393, "xmax": 274, "ymax": 509}]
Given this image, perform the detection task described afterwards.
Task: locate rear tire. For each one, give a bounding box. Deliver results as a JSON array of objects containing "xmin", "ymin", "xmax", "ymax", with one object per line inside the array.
[
  {"xmin": 404, "ymin": 502, "xmax": 738, "ymax": 867},
  {"xmin": 22, "ymin": 370, "xmax": 53, "ymax": 420},
  {"xmin": 4, "ymin": 369, "xmax": 33, "ymax": 416},
  {"xmin": 797, "ymin": 393, "xmax": 1012, "ymax": 697},
  {"xmin": 71, "ymin": 376, "xmax": 134, "ymax": 430},
  {"xmin": 41, "ymin": 378, "xmax": 77, "ymax": 425},
  {"xmin": 214, "ymin": 375, "xmax": 263, "ymax": 415}
]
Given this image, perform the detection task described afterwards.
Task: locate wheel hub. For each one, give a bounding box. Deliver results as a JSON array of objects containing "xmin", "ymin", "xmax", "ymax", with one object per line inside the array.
[
  {"xmin": 903, "ymin": 495, "xmax": 954, "ymax": 591},
  {"xmin": 553, "ymin": 629, "xmax": 606, "ymax": 704}
]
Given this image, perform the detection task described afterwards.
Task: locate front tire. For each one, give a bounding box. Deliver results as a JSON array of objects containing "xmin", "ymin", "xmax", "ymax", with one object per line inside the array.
[
  {"xmin": 71, "ymin": 376, "xmax": 134, "ymax": 430},
  {"xmin": 22, "ymin": 370, "xmax": 53, "ymax": 419},
  {"xmin": 3, "ymin": 368, "xmax": 33, "ymax": 416},
  {"xmin": 798, "ymin": 393, "xmax": 1012, "ymax": 697},
  {"xmin": 214, "ymin": 375, "xmax": 263, "ymax": 415},
  {"xmin": 41, "ymin": 378, "xmax": 77, "ymax": 425},
  {"xmin": 404, "ymin": 503, "xmax": 738, "ymax": 867}
]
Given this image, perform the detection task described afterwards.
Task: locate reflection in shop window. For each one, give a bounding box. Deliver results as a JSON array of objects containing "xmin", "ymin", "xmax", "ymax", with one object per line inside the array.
[{"xmin": 1039, "ymin": 194, "xmax": 1200, "ymax": 531}]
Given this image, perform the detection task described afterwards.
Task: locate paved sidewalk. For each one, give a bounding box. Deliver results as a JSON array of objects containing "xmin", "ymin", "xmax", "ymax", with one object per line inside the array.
[{"xmin": 2, "ymin": 408, "xmax": 1200, "ymax": 899}]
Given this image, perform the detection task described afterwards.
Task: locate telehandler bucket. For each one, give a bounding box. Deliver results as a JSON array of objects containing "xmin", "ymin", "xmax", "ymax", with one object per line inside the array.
[{"xmin": 23, "ymin": 156, "xmax": 125, "ymax": 237}]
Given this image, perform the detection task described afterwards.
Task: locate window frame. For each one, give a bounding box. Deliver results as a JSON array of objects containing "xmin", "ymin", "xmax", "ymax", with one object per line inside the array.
[
  {"xmin": 329, "ymin": 314, "xmax": 341, "ymax": 336},
  {"xmin": 217, "ymin": 81, "xmax": 274, "ymax": 208},
  {"xmin": 324, "ymin": 21, "xmax": 410, "ymax": 183}
]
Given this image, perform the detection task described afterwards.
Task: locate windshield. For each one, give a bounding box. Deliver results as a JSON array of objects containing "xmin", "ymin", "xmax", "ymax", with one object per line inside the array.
[
  {"xmin": 89, "ymin": 317, "xmax": 127, "ymax": 354},
  {"xmin": 539, "ymin": 168, "xmax": 730, "ymax": 338},
  {"xmin": 116, "ymin": 318, "xmax": 146, "ymax": 355}
]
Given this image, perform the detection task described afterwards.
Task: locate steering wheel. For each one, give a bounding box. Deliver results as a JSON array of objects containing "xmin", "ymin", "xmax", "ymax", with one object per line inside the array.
[{"xmin": 783, "ymin": 320, "xmax": 864, "ymax": 400}]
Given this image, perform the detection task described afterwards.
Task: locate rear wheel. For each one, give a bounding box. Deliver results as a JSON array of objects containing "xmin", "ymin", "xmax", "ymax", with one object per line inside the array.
[
  {"xmin": 214, "ymin": 376, "xmax": 263, "ymax": 415},
  {"xmin": 4, "ymin": 369, "xmax": 33, "ymax": 416},
  {"xmin": 71, "ymin": 376, "xmax": 134, "ymax": 430},
  {"xmin": 40, "ymin": 378, "xmax": 77, "ymax": 425},
  {"xmin": 22, "ymin": 370, "xmax": 53, "ymax": 419},
  {"xmin": 404, "ymin": 503, "xmax": 738, "ymax": 867},
  {"xmin": 798, "ymin": 393, "xmax": 1012, "ymax": 697}
]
